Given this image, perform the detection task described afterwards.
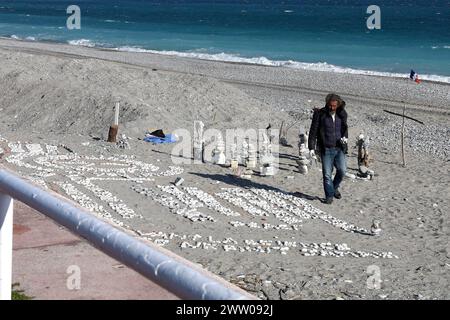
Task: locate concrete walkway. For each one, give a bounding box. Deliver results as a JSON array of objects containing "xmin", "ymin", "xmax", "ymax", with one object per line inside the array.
[{"xmin": 12, "ymin": 201, "xmax": 178, "ymax": 300}]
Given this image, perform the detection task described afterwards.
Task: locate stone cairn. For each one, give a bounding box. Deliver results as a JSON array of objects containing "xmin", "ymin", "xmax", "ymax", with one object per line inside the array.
[
  {"xmin": 211, "ymin": 133, "xmax": 226, "ymax": 165},
  {"xmin": 240, "ymin": 137, "xmax": 249, "ymax": 165},
  {"xmin": 356, "ymin": 133, "xmax": 374, "ymax": 179},
  {"xmin": 356, "ymin": 133, "xmax": 370, "ymax": 167},
  {"xmin": 227, "ymin": 131, "xmax": 277, "ymax": 177},
  {"xmin": 259, "ymin": 133, "xmax": 275, "ymax": 176},
  {"xmin": 296, "ymin": 129, "xmax": 310, "ymax": 174},
  {"xmin": 242, "ymin": 141, "xmax": 257, "ymax": 179},
  {"xmin": 230, "ymin": 143, "xmax": 240, "ymax": 174},
  {"xmin": 371, "ymin": 219, "xmax": 382, "ymax": 236},
  {"xmin": 193, "ymin": 120, "xmax": 204, "ymax": 163},
  {"xmin": 246, "ymin": 142, "xmax": 257, "ymax": 168}
]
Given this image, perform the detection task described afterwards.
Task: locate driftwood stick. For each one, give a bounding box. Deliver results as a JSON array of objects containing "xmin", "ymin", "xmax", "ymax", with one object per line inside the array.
[
  {"xmin": 383, "ymin": 109, "xmax": 424, "ymax": 125},
  {"xmin": 401, "ymin": 105, "xmax": 406, "ymax": 167},
  {"xmin": 279, "ymin": 121, "xmax": 285, "ymax": 139}
]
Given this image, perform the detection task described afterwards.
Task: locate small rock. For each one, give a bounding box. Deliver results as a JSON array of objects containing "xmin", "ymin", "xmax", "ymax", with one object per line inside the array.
[
  {"xmin": 345, "ymin": 172, "xmax": 356, "ymax": 179},
  {"xmin": 174, "ymin": 177, "xmax": 184, "ymax": 186},
  {"xmin": 371, "ymin": 219, "xmax": 382, "ymax": 236}
]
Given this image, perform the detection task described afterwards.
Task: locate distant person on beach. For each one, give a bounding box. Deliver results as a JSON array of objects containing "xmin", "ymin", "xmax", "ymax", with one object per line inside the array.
[{"xmin": 308, "ymin": 93, "xmax": 348, "ymax": 204}]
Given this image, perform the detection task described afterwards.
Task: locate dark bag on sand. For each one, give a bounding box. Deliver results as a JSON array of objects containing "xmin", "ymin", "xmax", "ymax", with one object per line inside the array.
[{"xmin": 149, "ymin": 129, "xmax": 165, "ymax": 138}]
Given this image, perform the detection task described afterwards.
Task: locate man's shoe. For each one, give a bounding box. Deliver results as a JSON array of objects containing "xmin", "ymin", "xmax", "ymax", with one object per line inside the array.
[
  {"xmin": 334, "ymin": 189, "xmax": 342, "ymax": 199},
  {"xmin": 325, "ymin": 197, "xmax": 333, "ymax": 204}
]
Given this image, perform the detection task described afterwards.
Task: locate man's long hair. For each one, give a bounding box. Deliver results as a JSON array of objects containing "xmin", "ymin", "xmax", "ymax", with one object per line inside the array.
[{"xmin": 325, "ymin": 93, "xmax": 344, "ymax": 107}]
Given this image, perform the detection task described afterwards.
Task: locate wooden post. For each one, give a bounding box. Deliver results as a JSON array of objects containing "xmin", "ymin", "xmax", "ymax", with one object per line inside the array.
[
  {"xmin": 114, "ymin": 102, "xmax": 120, "ymax": 126},
  {"xmin": 108, "ymin": 102, "xmax": 120, "ymax": 143},
  {"xmin": 401, "ymin": 104, "xmax": 406, "ymax": 167},
  {"xmin": 279, "ymin": 121, "xmax": 288, "ymax": 146},
  {"xmin": 279, "ymin": 121, "xmax": 285, "ymax": 140},
  {"xmin": 108, "ymin": 125, "xmax": 118, "ymax": 143},
  {"xmin": 383, "ymin": 108, "xmax": 424, "ymax": 168}
]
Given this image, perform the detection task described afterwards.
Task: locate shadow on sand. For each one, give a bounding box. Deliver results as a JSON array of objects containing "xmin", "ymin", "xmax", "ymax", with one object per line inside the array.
[{"xmin": 189, "ymin": 172, "xmax": 322, "ymax": 202}]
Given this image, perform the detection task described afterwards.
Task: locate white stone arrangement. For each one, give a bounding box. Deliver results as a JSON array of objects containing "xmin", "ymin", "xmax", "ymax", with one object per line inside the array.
[
  {"xmin": 57, "ymin": 181, "xmax": 128, "ymax": 228},
  {"xmin": 6, "ymin": 141, "xmax": 183, "ymax": 181},
  {"xmin": 6, "ymin": 143, "xmax": 54, "ymax": 173},
  {"xmin": 252, "ymin": 188, "xmax": 371, "ymax": 234},
  {"xmin": 175, "ymin": 235, "xmax": 398, "ymax": 259},
  {"xmin": 3, "ymin": 139, "xmax": 396, "ymax": 259},
  {"xmin": 298, "ymin": 242, "xmax": 398, "ymax": 259},
  {"xmin": 219, "ymin": 188, "xmax": 303, "ymax": 227},
  {"xmin": 131, "ymin": 185, "xmax": 216, "ymax": 223},
  {"xmin": 69, "ymin": 175, "xmax": 141, "ymax": 219},
  {"xmin": 183, "ymin": 187, "xmax": 240, "ymax": 217},
  {"xmin": 229, "ymin": 220, "xmax": 293, "ymax": 231},
  {"xmin": 249, "ymin": 188, "xmax": 312, "ymax": 220},
  {"xmin": 129, "ymin": 224, "xmax": 398, "ymax": 259},
  {"xmin": 215, "ymin": 189, "xmax": 269, "ymax": 217},
  {"xmin": 4, "ymin": 141, "xmax": 187, "ymax": 225}
]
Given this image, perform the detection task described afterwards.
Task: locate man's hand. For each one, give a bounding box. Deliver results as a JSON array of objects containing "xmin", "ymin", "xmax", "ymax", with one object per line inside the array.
[
  {"xmin": 310, "ymin": 150, "xmax": 317, "ymax": 159},
  {"xmin": 340, "ymin": 137, "xmax": 349, "ymax": 154}
]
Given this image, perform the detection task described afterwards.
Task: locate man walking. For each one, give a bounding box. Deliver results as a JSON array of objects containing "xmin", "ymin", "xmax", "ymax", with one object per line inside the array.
[{"xmin": 308, "ymin": 93, "xmax": 348, "ymax": 204}]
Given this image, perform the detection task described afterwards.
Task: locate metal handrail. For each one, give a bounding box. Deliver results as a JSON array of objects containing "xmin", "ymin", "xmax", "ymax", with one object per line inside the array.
[{"xmin": 0, "ymin": 167, "xmax": 255, "ymax": 300}]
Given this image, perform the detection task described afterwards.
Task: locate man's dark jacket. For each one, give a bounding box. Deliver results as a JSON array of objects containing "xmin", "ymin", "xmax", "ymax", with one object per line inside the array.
[{"xmin": 308, "ymin": 102, "xmax": 348, "ymax": 152}]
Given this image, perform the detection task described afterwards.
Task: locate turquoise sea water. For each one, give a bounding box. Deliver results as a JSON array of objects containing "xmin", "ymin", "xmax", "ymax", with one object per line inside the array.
[{"xmin": 1, "ymin": 0, "xmax": 449, "ymax": 82}]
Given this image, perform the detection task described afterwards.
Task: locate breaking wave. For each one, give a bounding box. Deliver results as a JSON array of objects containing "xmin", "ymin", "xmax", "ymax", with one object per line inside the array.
[
  {"xmin": 116, "ymin": 46, "xmax": 450, "ymax": 83},
  {"xmin": 3, "ymin": 35, "xmax": 450, "ymax": 84}
]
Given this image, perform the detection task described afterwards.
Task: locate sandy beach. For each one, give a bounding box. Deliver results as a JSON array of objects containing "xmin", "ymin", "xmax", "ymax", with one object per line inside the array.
[{"xmin": 1, "ymin": 38, "xmax": 449, "ymax": 300}]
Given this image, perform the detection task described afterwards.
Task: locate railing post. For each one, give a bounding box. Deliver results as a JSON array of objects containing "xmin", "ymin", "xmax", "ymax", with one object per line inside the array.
[{"xmin": 0, "ymin": 193, "xmax": 13, "ymax": 300}]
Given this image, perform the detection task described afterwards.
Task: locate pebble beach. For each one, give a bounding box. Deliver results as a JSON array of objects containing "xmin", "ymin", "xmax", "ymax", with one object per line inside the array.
[{"xmin": 0, "ymin": 38, "xmax": 449, "ymax": 300}]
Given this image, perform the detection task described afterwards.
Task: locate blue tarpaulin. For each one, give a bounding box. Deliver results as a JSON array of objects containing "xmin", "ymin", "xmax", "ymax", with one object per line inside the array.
[{"xmin": 143, "ymin": 133, "xmax": 178, "ymax": 144}]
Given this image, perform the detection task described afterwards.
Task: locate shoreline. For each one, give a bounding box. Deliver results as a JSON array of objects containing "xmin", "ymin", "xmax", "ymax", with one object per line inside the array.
[
  {"xmin": 2, "ymin": 36, "xmax": 450, "ymax": 87},
  {"xmin": 0, "ymin": 37, "xmax": 449, "ymax": 117}
]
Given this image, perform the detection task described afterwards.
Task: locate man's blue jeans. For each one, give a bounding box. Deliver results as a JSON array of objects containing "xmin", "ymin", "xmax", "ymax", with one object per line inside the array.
[{"xmin": 321, "ymin": 147, "xmax": 346, "ymax": 199}]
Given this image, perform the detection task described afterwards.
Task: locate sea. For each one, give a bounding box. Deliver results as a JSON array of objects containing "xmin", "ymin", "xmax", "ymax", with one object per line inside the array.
[{"xmin": 1, "ymin": 0, "xmax": 449, "ymax": 82}]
